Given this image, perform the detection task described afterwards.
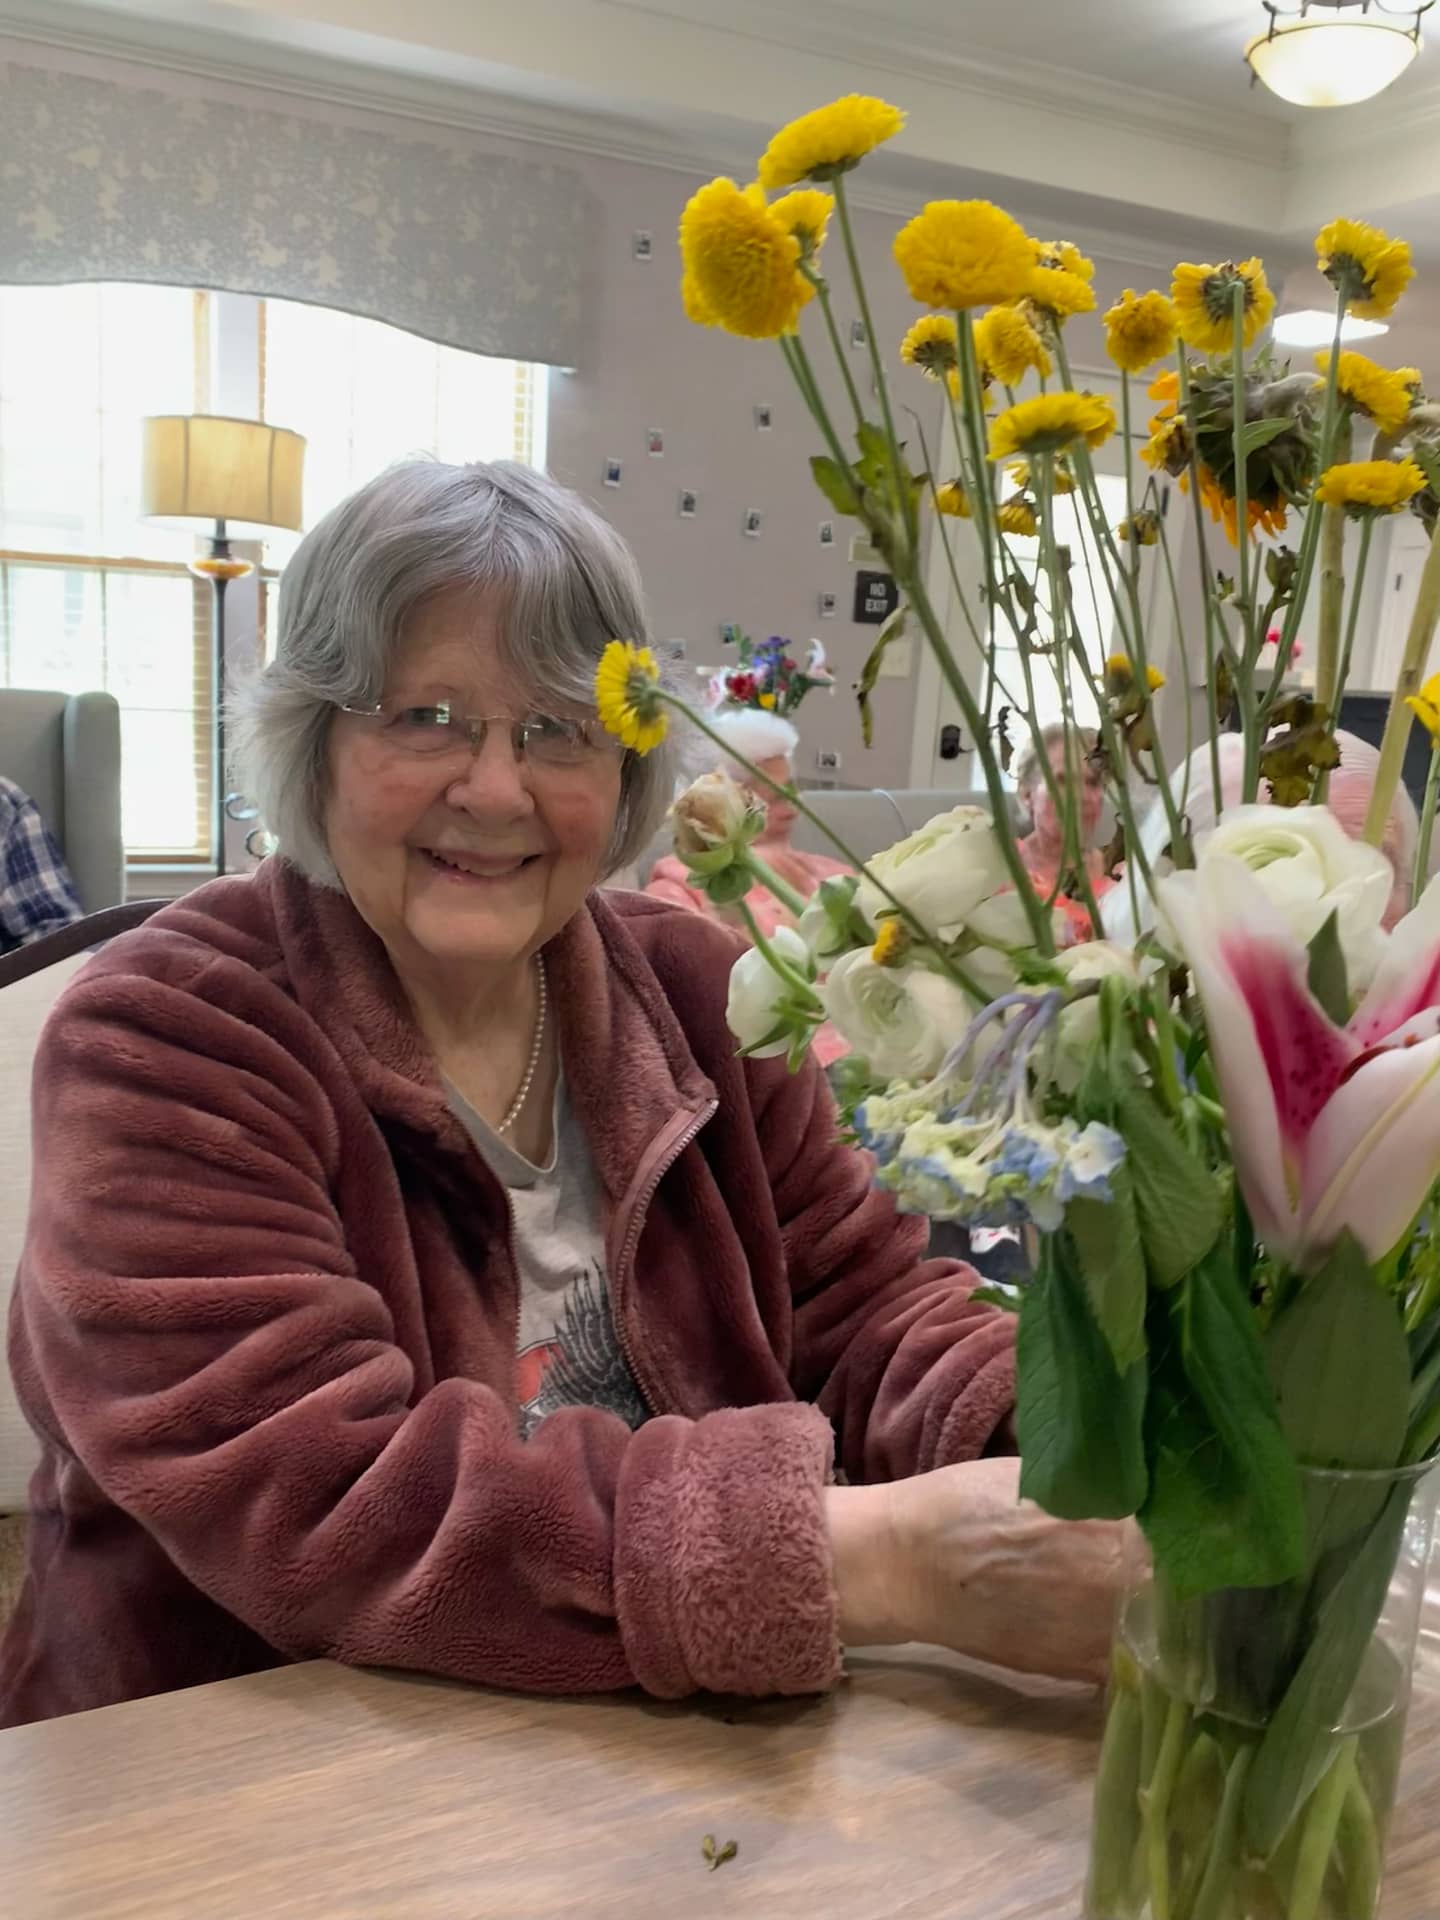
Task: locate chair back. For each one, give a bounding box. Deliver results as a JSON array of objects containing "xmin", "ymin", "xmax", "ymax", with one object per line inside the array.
[
  {"xmin": 0, "ymin": 688, "xmax": 123, "ymax": 912},
  {"xmin": 0, "ymin": 903, "xmax": 165, "ymax": 1514}
]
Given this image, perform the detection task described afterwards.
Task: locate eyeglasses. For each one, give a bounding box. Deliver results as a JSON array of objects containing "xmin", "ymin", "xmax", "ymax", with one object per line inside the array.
[{"xmin": 337, "ymin": 701, "xmax": 622, "ymax": 770}]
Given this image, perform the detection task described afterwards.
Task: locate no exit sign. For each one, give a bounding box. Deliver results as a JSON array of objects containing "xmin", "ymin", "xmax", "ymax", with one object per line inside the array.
[{"xmin": 853, "ymin": 569, "xmax": 899, "ymax": 624}]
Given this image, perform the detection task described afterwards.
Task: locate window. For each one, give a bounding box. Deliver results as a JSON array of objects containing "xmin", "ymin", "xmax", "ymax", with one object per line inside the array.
[
  {"xmin": 985, "ymin": 473, "xmax": 1130, "ymax": 772},
  {"xmin": 0, "ymin": 283, "xmax": 210, "ymax": 858},
  {"xmin": 0, "ymin": 284, "xmax": 545, "ymax": 863}
]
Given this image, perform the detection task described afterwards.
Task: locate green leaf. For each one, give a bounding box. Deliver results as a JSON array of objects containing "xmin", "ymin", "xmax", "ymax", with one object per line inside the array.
[
  {"xmin": 1411, "ymin": 440, "xmax": 1440, "ymax": 500},
  {"xmin": 1141, "ymin": 1247, "xmax": 1306, "ymax": 1596},
  {"xmin": 1236, "ymin": 415, "xmax": 1296, "ymax": 460},
  {"xmin": 1067, "ymin": 1167, "xmax": 1147, "ymax": 1374},
  {"xmin": 810, "ymin": 453, "xmax": 861, "ymax": 517},
  {"xmin": 1017, "ymin": 1235, "xmax": 1148, "ymax": 1520},
  {"xmin": 1244, "ymin": 1479, "xmax": 1413, "ymax": 1855},
  {"xmin": 854, "ymin": 421, "xmax": 893, "ymax": 490},
  {"xmin": 1116, "ymin": 1084, "xmax": 1224, "ymax": 1287},
  {"xmin": 1305, "ymin": 909, "xmax": 1350, "ymax": 1026},
  {"xmin": 969, "ymin": 1283, "xmax": 1022, "ymax": 1313},
  {"xmin": 855, "ymin": 606, "xmax": 908, "ymax": 748},
  {"xmin": 1265, "ymin": 1233, "xmax": 1410, "ymax": 1472}
]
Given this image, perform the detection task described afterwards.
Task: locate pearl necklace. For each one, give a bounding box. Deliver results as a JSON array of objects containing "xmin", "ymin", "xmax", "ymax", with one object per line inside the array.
[{"xmin": 498, "ymin": 954, "xmax": 547, "ymax": 1136}]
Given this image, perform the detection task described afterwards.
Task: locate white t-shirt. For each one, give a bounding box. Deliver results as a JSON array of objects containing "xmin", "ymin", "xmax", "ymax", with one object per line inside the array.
[{"xmin": 447, "ymin": 1077, "xmax": 647, "ymax": 1439}]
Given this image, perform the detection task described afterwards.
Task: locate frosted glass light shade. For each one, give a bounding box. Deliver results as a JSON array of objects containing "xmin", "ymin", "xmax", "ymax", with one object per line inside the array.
[{"xmin": 1245, "ymin": 15, "xmax": 1420, "ymax": 106}]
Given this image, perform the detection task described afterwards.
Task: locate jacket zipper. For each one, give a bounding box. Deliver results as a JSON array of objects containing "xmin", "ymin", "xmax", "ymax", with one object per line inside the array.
[{"xmin": 610, "ymin": 1097, "xmax": 718, "ymax": 1418}]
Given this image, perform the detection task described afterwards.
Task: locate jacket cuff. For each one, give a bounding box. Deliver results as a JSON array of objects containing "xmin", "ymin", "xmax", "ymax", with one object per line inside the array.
[{"xmin": 615, "ymin": 1404, "xmax": 840, "ymax": 1699}]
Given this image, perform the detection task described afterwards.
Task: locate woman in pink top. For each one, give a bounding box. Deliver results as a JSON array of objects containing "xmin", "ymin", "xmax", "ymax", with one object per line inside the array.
[
  {"xmin": 646, "ymin": 706, "xmax": 853, "ymax": 1064},
  {"xmin": 1014, "ymin": 723, "xmax": 1116, "ymax": 944}
]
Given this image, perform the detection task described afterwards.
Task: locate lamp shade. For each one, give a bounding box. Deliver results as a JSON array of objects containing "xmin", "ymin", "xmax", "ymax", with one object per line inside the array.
[
  {"xmin": 1245, "ymin": 14, "xmax": 1422, "ymax": 107},
  {"xmin": 141, "ymin": 414, "xmax": 306, "ymax": 535}
]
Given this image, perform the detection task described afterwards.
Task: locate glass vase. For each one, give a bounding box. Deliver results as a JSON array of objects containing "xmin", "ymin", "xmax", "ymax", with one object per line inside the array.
[{"xmin": 1084, "ymin": 1462, "xmax": 1439, "ymax": 1920}]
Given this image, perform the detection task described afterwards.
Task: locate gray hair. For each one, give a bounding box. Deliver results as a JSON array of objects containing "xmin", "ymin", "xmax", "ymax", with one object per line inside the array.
[{"xmin": 231, "ymin": 458, "xmax": 685, "ymax": 885}]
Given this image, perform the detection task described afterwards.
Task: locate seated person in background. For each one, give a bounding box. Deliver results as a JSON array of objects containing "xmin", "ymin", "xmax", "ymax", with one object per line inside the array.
[
  {"xmin": 646, "ymin": 644, "xmax": 851, "ymax": 942},
  {"xmin": 1, "ymin": 460, "xmax": 1119, "ymax": 1728},
  {"xmin": 1014, "ymin": 722, "xmax": 1115, "ymax": 943},
  {"xmin": 647, "ymin": 666, "xmax": 854, "ymax": 1064},
  {"xmin": 0, "ymin": 775, "xmax": 83, "ymax": 955}
]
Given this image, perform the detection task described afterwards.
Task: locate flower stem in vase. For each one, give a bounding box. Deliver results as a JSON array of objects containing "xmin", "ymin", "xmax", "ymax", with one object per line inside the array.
[{"xmin": 1364, "ymin": 515, "xmax": 1440, "ymax": 847}]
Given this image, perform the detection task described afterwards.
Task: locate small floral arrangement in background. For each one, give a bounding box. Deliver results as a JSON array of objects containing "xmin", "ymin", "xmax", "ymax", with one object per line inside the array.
[
  {"xmin": 709, "ymin": 628, "xmax": 834, "ymax": 717},
  {"xmin": 595, "ymin": 90, "xmax": 1440, "ymax": 1920}
]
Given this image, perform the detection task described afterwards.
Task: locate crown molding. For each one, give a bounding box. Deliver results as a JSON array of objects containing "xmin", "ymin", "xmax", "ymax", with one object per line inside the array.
[{"xmin": 605, "ymin": 0, "xmax": 1289, "ymax": 167}]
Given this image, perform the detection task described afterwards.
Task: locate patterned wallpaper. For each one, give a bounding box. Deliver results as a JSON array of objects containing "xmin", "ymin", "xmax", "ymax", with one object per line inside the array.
[{"xmin": 0, "ymin": 58, "xmax": 586, "ymax": 367}]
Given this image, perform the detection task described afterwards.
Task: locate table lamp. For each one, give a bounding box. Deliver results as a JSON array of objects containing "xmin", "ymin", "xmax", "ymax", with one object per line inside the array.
[{"xmin": 141, "ymin": 413, "xmax": 306, "ymax": 873}]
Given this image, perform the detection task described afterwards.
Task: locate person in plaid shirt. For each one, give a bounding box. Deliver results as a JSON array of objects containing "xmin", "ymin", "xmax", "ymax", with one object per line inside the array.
[{"xmin": 0, "ymin": 776, "xmax": 83, "ymax": 955}]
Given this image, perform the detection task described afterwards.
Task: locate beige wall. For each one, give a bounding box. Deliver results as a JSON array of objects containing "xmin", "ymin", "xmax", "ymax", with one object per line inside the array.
[{"xmin": 541, "ymin": 153, "xmax": 946, "ymax": 790}]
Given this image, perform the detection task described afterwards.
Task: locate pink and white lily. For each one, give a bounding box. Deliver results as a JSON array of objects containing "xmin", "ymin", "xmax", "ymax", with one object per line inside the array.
[{"xmin": 1160, "ymin": 856, "xmax": 1440, "ymax": 1270}]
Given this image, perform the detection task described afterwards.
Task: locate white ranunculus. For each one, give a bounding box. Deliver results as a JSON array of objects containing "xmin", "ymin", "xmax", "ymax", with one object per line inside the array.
[
  {"xmin": 1051, "ymin": 941, "xmax": 1141, "ymax": 1093},
  {"xmin": 822, "ymin": 950, "xmax": 975, "ymax": 1080},
  {"xmin": 726, "ymin": 927, "xmax": 812, "ymax": 1059},
  {"xmin": 855, "ymin": 807, "xmax": 1013, "ymax": 944},
  {"xmin": 1194, "ymin": 804, "xmax": 1393, "ymax": 990}
]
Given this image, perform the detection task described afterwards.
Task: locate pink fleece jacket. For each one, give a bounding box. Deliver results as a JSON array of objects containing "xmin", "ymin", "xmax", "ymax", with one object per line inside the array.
[{"xmin": 1, "ymin": 861, "xmax": 1015, "ymax": 1726}]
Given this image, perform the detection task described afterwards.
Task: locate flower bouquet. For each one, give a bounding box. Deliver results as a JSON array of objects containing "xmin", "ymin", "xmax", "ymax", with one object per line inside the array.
[{"xmin": 594, "ymin": 93, "xmax": 1440, "ymax": 1918}]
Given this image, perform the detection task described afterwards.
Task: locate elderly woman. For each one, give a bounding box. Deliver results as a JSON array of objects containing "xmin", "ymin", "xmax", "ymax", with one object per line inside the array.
[
  {"xmin": 1014, "ymin": 722, "xmax": 1114, "ymax": 942},
  {"xmin": 0, "ymin": 462, "xmax": 1118, "ymax": 1728}
]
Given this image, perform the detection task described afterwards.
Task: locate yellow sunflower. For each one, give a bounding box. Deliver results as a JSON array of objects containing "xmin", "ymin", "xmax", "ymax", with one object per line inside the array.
[
  {"xmin": 900, "ymin": 313, "xmax": 960, "ymax": 380},
  {"xmin": 871, "ymin": 918, "xmax": 911, "ymax": 967},
  {"xmin": 1117, "ymin": 510, "xmax": 1162, "ymax": 546},
  {"xmin": 1025, "ymin": 267, "xmax": 1097, "ymax": 322},
  {"xmin": 988, "ymin": 391, "xmax": 1116, "ymax": 461},
  {"xmin": 1171, "ymin": 258, "xmax": 1275, "ymax": 354},
  {"xmin": 974, "ymin": 305, "xmax": 1051, "ymax": 385},
  {"xmin": 1031, "ymin": 238, "xmax": 1095, "ymax": 283},
  {"xmin": 1315, "ymin": 349, "xmax": 1418, "ymax": 439},
  {"xmin": 1104, "ymin": 289, "xmax": 1178, "ymax": 374},
  {"xmin": 934, "ymin": 480, "xmax": 972, "ymax": 518},
  {"xmin": 894, "ymin": 200, "xmax": 1035, "ymax": 312},
  {"xmin": 678, "ymin": 179, "xmax": 811, "ymax": 339},
  {"xmin": 1008, "ymin": 458, "xmax": 1075, "ymax": 494},
  {"xmin": 997, "ymin": 497, "xmax": 1039, "ymax": 538},
  {"xmin": 1106, "ymin": 654, "xmax": 1165, "ymax": 695},
  {"xmin": 1406, "ymin": 671, "xmax": 1440, "ymax": 740},
  {"xmin": 1141, "ymin": 417, "xmax": 1191, "ymax": 476},
  {"xmin": 1313, "ymin": 458, "xmax": 1426, "ymax": 514},
  {"xmin": 1315, "ymin": 218, "xmax": 1414, "ymax": 321},
  {"xmin": 680, "ymin": 273, "xmax": 713, "ymax": 327},
  {"xmin": 757, "ymin": 95, "xmax": 906, "ymax": 189},
  {"xmin": 595, "ymin": 640, "xmax": 668, "ymax": 754},
  {"xmin": 1194, "ymin": 467, "xmax": 1288, "ymax": 545},
  {"xmin": 768, "ymin": 188, "xmax": 833, "ymax": 262}
]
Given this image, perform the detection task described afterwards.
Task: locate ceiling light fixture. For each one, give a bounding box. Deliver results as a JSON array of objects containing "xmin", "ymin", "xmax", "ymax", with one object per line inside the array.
[
  {"xmin": 1271, "ymin": 308, "xmax": 1391, "ymax": 345},
  {"xmin": 1245, "ymin": 0, "xmax": 1432, "ymax": 107}
]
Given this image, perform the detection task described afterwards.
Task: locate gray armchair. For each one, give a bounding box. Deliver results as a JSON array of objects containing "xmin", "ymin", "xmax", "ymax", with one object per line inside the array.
[{"xmin": 0, "ymin": 688, "xmax": 124, "ymax": 912}]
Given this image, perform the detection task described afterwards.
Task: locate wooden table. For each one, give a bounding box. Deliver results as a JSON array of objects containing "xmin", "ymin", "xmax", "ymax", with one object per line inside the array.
[{"xmin": 1, "ymin": 1645, "xmax": 1437, "ymax": 1919}]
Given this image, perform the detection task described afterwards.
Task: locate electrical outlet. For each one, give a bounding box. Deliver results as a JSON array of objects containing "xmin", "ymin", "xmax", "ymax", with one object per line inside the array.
[{"xmin": 815, "ymin": 748, "xmax": 842, "ymax": 774}]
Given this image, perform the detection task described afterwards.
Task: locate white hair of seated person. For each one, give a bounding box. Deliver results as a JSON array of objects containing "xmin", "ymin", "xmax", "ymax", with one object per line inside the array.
[
  {"xmin": 1101, "ymin": 729, "xmax": 1420, "ymax": 944},
  {"xmin": 705, "ymin": 706, "xmax": 801, "ymax": 769}
]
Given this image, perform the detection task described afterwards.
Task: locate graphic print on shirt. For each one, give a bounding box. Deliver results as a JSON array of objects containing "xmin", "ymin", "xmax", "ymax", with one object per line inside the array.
[{"xmin": 516, "ymin": 1263, "xmax": 648, "ymax": 1438}]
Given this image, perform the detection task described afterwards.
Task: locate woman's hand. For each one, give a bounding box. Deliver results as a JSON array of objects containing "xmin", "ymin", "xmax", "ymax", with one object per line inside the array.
[{"xmin": 826, "ymin": 1457, "xmax": 1126, "ymax": 1683}]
